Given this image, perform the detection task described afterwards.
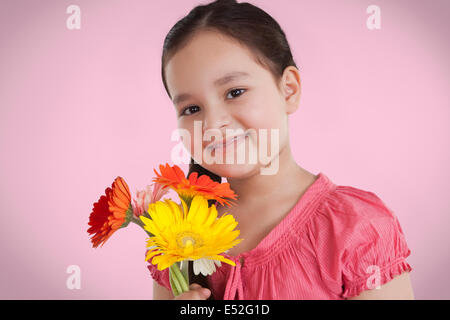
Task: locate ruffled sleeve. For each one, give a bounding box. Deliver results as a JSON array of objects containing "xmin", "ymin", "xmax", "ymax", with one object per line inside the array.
[
  {"xmin": 145, "ymin": 250, "xmax": 171, "ymax": 291},
  {"xmin": 308, "ymin": 185, "xmax": 412, "ymax": 299}
]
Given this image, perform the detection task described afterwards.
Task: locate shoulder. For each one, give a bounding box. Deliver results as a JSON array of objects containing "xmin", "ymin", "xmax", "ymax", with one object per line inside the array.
[
  {"xmin": 309, "ymin": 183, "xmax": 403, "ymax": 244},
  {"xmin": 305, "ymin": 181, "xmax": 412, "ymax": 298},
  {"xmin": 326, "ymin": 184, "xmax": 394, "ymax": 219}
]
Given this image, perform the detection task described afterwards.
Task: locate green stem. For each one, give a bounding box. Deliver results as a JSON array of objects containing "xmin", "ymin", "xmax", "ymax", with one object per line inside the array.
[
  {"xmin": 130, "ymin": 215, "xmax": 153, "ymax": 237},
  {"xmin": 171, "ymin": 262, "xmax": 189, "ymax": 293},
  {"xmin": 180, "ymin": 260, "xmax": 190, "ymax": 286},
  {"xmin": 169, "ymin": 266, "xmax": 182, "ymax": 296},
  {"xmin": 180, "ymin": 195, "xmax": 193, "ymax": 209},
  {"xmin": 169, "ymin": 278, "xmax": 179, "ymax": 296}
]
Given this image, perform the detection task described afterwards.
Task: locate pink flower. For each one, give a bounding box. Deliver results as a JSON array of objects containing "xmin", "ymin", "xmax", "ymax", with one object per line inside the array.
[{"xmin": 131, "ymin": 183, "xmax": 169, "ymax": 218}]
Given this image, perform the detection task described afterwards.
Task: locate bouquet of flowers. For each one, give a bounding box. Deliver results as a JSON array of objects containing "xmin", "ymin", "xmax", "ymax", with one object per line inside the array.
[{"xmin": 87, "ymin": 163, "xmax": 242, "ymax": 297}]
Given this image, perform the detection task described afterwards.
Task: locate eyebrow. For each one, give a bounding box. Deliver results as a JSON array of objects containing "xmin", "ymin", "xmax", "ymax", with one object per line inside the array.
[{"xmin": 172, "ymin": 71, "xmax": 250, "ymax": 106}]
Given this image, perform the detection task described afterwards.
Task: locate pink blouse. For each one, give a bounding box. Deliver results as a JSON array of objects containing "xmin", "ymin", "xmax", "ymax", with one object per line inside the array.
[{"xmin": 147, "ymin": 172, "xmax": 412, "ymax": 299}]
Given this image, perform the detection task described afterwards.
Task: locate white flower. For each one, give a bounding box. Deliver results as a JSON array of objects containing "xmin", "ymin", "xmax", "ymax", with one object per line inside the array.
[{"xmin": 193, "ymin": 258, "xmax": 222, "ymax": 276}]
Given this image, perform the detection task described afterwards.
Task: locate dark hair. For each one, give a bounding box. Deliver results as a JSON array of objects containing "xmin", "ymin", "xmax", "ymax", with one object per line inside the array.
[{"xmin": 161, "ymin": 0, "xmax": 298, "ymax": 299}]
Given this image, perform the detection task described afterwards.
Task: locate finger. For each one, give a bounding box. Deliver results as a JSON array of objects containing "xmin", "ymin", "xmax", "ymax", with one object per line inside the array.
[
  {"xmin": 188, "ymin": 288, "xmax": 210, "ymax": 300},
  {"xmin": 176, "ymin": 287, "xmax": 211, "ymax": 300},
  {"xmin": 189, "ymin": 283, "xmax": 201, "ymax": 290},
  {"xmin": 174, "ymin": 290, "xmax": 202, "ymax": 300},
  {"xmin": 190, "ymin": 284, "xmax": 211, "ymax": 299},
  {"xmin": 200, "ymin": 288, "xmax": 211, "ymax": 299}
]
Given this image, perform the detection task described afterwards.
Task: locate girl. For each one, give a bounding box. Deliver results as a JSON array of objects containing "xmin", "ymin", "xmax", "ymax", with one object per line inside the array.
[{"xmin": 149, "ymin": 0, "xmax": 414, "ymax": 300}]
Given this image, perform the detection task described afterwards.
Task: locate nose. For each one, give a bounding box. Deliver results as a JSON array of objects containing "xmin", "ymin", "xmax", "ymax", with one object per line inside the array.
[
  {"xmin": 202, "ymin": 106, "xmax": 232, "ymax": 148},
  {"xmin": 202, "ymin": 104, "xmax": 231, "ymax": 132}
]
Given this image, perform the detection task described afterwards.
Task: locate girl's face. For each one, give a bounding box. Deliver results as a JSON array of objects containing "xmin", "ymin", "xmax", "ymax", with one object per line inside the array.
[{"xmin": 165, "ymin": 30, "xmax": 300, "ymax": 178}]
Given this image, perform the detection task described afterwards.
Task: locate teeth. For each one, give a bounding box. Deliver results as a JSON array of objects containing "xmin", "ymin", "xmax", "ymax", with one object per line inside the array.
[{"xmin": 207, "ymin": 133, "xmax": 247, "ymax": 152}]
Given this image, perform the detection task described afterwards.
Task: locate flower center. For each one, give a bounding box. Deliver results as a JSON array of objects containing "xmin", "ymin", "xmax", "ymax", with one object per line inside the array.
[{"xmin": 176, "ymin": 232, "xmax": 203, "ymax": 249}]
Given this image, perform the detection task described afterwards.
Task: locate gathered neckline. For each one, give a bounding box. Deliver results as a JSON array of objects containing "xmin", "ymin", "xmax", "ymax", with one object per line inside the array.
[{"xmin": 218, "ymin": 172, "xmax": 335, "ymax": 269}]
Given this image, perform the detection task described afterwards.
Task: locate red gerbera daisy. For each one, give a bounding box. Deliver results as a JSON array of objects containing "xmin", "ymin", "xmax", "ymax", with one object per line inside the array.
[{"xmin": 87, "ymin": 177, "xmax": 133, "ymax": 248}]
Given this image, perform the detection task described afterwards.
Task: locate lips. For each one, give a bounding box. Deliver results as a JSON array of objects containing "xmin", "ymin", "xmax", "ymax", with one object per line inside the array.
[{"xmin": 206, "ymin": 133, "xmax": 248, "ymax": 153}]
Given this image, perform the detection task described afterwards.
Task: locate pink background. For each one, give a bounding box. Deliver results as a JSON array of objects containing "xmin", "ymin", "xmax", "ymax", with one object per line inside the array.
[{"xmin": 0, "ymin": 0, "xmax": 449, "ymax": 299}]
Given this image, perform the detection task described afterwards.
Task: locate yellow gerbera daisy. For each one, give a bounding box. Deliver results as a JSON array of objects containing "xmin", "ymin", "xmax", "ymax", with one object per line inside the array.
[{"xmin": 140, "ymin": 195, "xmax": 242, "ymax": 273}]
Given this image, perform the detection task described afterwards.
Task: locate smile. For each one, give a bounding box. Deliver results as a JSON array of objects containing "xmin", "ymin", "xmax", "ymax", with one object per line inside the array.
[{"xmin": 206, "ymin": 133, "xmax": 248, "ymax": 153}]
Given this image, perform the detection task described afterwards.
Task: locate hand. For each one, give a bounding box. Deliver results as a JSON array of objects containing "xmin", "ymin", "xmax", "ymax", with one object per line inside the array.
[{"xmin": 173, "ymin": 283, "xmax": 211, "ymax": 300}]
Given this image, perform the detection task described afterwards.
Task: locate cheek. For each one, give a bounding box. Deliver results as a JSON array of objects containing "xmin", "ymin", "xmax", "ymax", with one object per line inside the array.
[
  {"xmin": 238, "ymin": 98, "xmax": 284, "ymax": 131},
  {"xmin": 177, "ymin": 120, "xmax": 196, "ymax": 154},
  {"xmin": 236, "ymin": 95, "xmax": 288, "ymax": 154}
]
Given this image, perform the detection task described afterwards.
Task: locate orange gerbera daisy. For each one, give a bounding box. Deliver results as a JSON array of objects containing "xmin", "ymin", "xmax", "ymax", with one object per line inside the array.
[
  {"xmin": 153, "ymin": 163, "xmax": 237, "ymax": 206},
  {"xmin": 87, "ymin": 176, "xmax": 133, "ymax": 248}
]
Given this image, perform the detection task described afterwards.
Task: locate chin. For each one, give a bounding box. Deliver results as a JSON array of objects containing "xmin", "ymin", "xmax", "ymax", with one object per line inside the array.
[{"xmin": 201, "ymin": 162, "xmax": 261, "ymax": 180}]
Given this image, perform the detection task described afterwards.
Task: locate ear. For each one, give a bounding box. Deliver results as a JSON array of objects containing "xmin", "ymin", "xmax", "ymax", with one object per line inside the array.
[{"xmin": 280, "ymin": 66, "xmax": 301, "ymax": 115}]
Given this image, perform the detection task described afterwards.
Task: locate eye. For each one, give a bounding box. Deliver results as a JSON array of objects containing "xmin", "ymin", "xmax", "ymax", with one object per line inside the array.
[
  {"xmin": 226, "ymin": 88, "xmax": 246, "ymax": 99},
  {"xmin": 180, "ymin": 105, "xmax": 200, "ymax": 116},
  {"xmin": 179, "ymin": 89, "xmax": 246, "ymax": 117}
]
